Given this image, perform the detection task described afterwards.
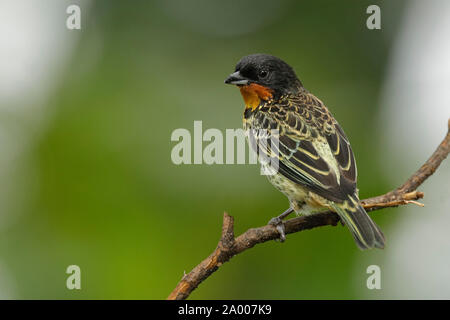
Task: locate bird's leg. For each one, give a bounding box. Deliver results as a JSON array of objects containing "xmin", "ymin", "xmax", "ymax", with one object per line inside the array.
[{"xmin": 268, "ymin": 207, "xmax": 294, "ymax": 242}]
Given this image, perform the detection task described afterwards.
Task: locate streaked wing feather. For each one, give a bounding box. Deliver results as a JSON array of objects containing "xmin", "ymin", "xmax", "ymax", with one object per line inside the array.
[{"xmin": 248, "ymin": 94, "xmax": 357, "ymax": 202}]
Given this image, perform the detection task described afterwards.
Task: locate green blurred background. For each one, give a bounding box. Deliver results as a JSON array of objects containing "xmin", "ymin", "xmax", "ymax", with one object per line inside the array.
[{"xmin": 0, "ymin": 0, "xmax": 448, "ymax": 299}]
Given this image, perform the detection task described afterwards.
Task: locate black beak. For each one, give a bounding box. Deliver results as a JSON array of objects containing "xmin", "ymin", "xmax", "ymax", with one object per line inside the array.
[{"xmin": 224, "ymin": 71, "xmax": 249, "ymax": 85}]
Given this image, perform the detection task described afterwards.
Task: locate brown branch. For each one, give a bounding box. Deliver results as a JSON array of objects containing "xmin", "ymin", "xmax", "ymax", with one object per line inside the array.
[{"xmin": 167, "ymin": 119, "xmax": 450, "ymax": 300}]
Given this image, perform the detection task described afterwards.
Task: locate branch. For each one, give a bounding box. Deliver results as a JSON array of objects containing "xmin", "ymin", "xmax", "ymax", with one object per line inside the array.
[{"xmin": 168, "ymin": 119, "xmax": 450, "ymax": 300}]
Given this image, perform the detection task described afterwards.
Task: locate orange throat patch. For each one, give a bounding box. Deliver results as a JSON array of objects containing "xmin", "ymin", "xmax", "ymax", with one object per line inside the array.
[{"xmin": 239, "ymin": 83, "xmax": 273, "ymax": 110}]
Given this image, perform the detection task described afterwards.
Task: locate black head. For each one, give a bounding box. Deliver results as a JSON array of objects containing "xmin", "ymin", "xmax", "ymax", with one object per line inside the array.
[{"xmin": 224, "ymin": 54, "xmax": 302, "ymax": 95}]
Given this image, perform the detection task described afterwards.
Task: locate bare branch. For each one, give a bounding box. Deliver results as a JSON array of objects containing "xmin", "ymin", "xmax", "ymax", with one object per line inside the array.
[{"xmin": 167, "ymin": 119, "xmax": 450, "ymax": 300}]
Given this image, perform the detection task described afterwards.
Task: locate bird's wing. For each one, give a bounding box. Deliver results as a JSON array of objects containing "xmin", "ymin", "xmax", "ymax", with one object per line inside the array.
[{"xmin": 248, "ymin": 93, "xmax": 357, "ymax": 203}]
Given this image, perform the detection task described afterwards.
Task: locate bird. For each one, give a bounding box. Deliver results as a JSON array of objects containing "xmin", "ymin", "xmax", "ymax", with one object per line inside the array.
[{"xmin": 224, "ymin": 53, "xmax": 385, "ymax": 250}]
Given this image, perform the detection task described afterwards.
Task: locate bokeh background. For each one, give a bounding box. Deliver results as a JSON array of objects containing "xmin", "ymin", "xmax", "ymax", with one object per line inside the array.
[{"xmin": 0, "ymin": 0, "xmax": 449, "ymax": 299}]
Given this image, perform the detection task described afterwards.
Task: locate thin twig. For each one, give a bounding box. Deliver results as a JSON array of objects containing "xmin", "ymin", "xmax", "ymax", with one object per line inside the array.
[{"xmin": 167, "ymin": 119, "xmax": 450, "ymax": 300}]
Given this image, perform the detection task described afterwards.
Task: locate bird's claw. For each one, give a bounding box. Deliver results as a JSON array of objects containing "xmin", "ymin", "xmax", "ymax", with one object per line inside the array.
[{"xmin": 268, "ymin": 217, "xmax": 286, "ymax": 242}]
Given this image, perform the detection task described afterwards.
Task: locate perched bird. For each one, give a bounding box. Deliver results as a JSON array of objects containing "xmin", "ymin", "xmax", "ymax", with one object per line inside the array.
[{"xmin": 224, "ymin": 54, "xmax": 385, "ymax": 250}]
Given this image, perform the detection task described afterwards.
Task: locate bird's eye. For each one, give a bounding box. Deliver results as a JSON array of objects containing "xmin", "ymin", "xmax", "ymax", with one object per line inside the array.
[{"xmin": 259, "ymin": 70, "xmax": 268, "ymax": 78}]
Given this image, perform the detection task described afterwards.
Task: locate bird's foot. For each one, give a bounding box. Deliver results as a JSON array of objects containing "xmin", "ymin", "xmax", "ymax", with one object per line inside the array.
[
  {"xmin": 267, "ymin": 207, "xmax": 294, "ymax": 242},
  {"xmin": 268, "ymin": 216, "xmax": 286, "ymax": 242}
]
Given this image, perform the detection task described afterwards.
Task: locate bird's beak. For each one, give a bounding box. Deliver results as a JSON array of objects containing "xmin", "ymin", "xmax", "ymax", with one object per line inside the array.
[{"xmin": 224, "ymin": 71, "xmax": 249, "ymax": 85}]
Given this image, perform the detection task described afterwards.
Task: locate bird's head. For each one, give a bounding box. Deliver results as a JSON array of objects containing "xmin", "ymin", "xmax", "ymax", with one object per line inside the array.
[{"xmin": 225, "ymin": 54, "xmax": 302, "ymax": 109}]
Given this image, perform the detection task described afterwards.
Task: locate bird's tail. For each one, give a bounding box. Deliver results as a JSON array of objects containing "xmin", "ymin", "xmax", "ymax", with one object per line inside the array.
[{"xmin": 331, "ymin": 195, "xmax": 385, "ymax": 250}]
